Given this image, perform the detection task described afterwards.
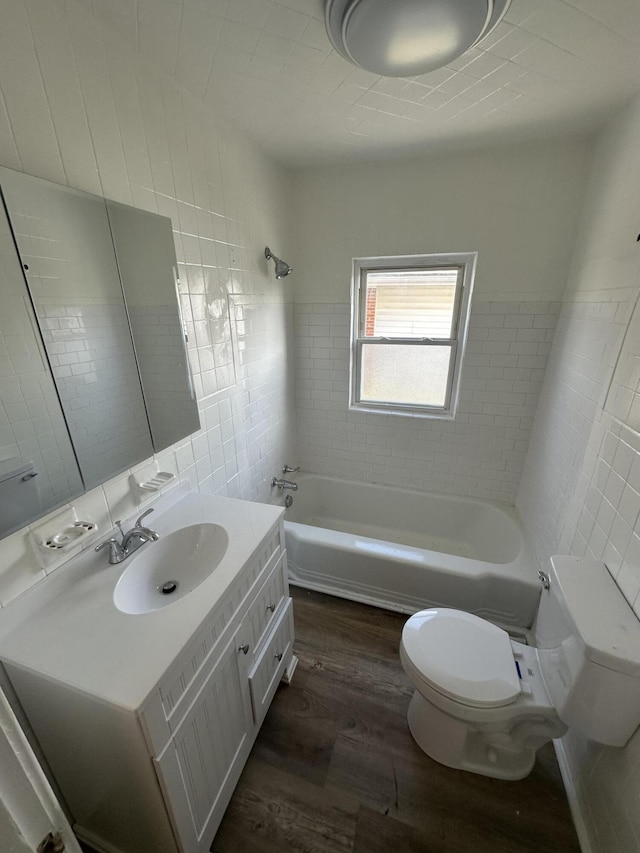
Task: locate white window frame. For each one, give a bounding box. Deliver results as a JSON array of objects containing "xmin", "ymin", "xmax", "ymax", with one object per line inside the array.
[{"xmin": 349, "ymin": 252, "xmax": 476, "ymax": 419}]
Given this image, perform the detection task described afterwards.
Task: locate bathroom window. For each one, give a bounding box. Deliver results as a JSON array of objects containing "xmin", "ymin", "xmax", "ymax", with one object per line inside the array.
[{"xmin": 350, "ymin": 253, "xmax": 476, "ymax": 418}]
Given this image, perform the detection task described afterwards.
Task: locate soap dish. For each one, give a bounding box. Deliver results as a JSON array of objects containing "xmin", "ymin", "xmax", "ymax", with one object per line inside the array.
[
  {"xmin": 42, "ymin": 521, "xmax": 98, "ymax": 552},
  {"xmin": 30, "ymin": 508, "xmax": 100, "ymax": 568},
  {"xmin": 136, "ymin": 471, "xmax": 175, "ymax": 492}
]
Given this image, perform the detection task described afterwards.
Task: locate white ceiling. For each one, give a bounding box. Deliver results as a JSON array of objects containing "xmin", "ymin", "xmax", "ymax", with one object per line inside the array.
[{"xmin": 87, "ymin": 0, "xmax": 640, "ymax": 166}]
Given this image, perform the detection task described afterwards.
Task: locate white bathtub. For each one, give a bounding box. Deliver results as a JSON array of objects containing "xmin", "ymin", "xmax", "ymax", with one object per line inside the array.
[{"xmin": 284, "ymin": 475, "xmax": 540, "ymax": 629}]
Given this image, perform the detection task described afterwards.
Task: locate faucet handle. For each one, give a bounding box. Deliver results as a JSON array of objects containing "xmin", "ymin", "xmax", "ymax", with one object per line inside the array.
[
  {"xmin": 135, "ymin": 507, "xmax": 154, "ymax": 527},
  {"xmin": 282, "ymin": 465, "xmax": 300, "ymax": 474},
  {"xmin": 95, "ymin": 538, "xmax": 125, "ymax": 563}
]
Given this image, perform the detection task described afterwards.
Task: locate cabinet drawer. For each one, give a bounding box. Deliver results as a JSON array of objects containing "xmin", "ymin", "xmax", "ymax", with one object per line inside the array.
[
  {"xmin": 244, "ymin": 553, "xmax": 287, "ymax": 657},
  {"xmin": 248, "ymin": 597, "xmax": 294, "ymax": 724}
]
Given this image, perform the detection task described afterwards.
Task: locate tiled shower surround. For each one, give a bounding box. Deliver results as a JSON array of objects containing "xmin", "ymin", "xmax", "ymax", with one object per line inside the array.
[{"xmin": 295, "ymin": 298, "xmax": 559, "ymax": 503}]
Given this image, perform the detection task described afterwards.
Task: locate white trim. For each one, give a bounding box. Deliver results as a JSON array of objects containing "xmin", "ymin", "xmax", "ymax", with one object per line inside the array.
[
  {"xmin": 349, "ymin": 252, "xmax": 477, "ymax": 419},
  {"xmin": 552, "ymin": 738, "xmax": 593, "ymax": 853},
  {"xmin": 0, "ymin": 687, "xmax": 81, "ymax": 853}
]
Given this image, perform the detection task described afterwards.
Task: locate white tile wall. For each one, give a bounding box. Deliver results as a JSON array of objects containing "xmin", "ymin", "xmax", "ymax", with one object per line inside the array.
[
  {"xmin": 516, "ymin": 96, "xmax": 640, "ymax": 853},
  {"xmin": 0, "ymin": 0, "xmax": 294, "ymax": 608},
  {"xmin": 295, "ymin": 298, "xmax": 559, "ymax": 502},
  {"xmin": 289, "ymin": 137, "xmax": 589, "ymax": 508}
]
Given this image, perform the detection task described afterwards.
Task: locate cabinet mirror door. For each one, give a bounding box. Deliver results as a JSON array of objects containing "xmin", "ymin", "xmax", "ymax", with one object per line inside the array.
[
  {"xmin": 0, "ymin": 166, "xmax": 201, "ymax": 537},
  {"xmin": 1, "ymin": 168, "xmax": 154, "ymax": 492},
  {"xmin": 0, "ymin": 196, "xmax": 84, "ymax": 536}
]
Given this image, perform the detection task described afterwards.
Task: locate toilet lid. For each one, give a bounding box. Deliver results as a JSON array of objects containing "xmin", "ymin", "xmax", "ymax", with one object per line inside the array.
[{"xmin": 402, "ymin": 609, "xmax": 521, "ymax": 708}]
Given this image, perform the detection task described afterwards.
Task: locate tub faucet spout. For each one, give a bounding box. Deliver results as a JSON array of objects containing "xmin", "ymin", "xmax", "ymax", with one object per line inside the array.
[{"xmin": 271, "ymin": 477, "xmax": 298, "ymax": 491}]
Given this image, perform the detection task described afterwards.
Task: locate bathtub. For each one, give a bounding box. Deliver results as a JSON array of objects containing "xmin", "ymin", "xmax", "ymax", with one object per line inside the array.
[{"xmin": 284, "ymin": 475, "xmax": 540, "ymax": 629}]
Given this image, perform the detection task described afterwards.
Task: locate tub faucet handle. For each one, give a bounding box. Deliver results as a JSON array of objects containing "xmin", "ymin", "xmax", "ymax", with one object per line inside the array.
[
  {"xmin": 282, "ymin": 464, "xmax": 300, "ymax": 474},
  {"xmin": 271, "ymin": 477, "xmax": 298, "ymax": 491}
]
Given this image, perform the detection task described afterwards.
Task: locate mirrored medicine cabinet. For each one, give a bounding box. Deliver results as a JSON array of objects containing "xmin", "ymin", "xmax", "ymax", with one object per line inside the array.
[{"xmin": 0, "ymin": 166, "xmax": 201, "ymax": 539}]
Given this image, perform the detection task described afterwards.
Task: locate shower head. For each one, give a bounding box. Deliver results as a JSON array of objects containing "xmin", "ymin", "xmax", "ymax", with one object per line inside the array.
[{"xmin": 265, "ymin": 247, "xmax": 292, "ymax": 279}]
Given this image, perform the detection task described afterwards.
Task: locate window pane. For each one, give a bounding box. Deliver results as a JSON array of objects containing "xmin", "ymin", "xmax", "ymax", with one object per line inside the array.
[
  {"xmin": 363, "ymin": 267, "xmax": 459, "ymax": 339},
  {"xmin": 360, "ymin": 344, "xmax": 452, "ymax": 407}
]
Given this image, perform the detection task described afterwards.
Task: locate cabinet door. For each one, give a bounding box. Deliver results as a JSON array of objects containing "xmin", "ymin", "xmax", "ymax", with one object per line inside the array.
[{"xmin": 154, "ymin": 628, "xmax": 253, "ymax": 853}]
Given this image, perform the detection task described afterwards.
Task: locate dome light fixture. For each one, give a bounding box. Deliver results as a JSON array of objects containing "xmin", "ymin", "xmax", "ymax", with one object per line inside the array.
[{"xmin": 325, "ymin": 0, "xmax": 511, "ymax": 78}]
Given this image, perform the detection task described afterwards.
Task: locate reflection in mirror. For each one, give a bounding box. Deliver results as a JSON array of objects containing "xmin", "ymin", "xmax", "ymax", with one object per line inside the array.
[
  {"xmin": 0, "ymin": 166, "xmax": 201, "ymax": 540},
  {"xmin": 106, "ymin": 202, "xmax": 199, "ymax": 451},
  {"xmin": 0, "ymin": 195, "xmax": 84, "ymax": 537},
  {"xmin": 1, "ymin": 170, "xmax": 154, "ymax": 491}
]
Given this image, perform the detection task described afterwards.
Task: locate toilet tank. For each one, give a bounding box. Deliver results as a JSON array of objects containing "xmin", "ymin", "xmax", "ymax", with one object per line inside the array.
[
  {"xmin": 0, "ymin": 457, "xmax": 40, "ymax": 534},
  {"xmin": 534, "ymin": 555, "xmax": 640, "ymax": 746}
]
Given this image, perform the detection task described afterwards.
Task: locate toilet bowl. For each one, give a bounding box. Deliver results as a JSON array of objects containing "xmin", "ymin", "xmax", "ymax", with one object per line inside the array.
[{"xmin": 400, "ymin": 556, "xmax": 640, "ymax": 780}]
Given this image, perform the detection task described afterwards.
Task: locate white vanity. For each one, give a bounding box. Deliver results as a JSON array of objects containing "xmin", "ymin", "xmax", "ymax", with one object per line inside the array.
[{"xmin": 0, "ymin": 485, "xmax": 296, "ymax": 853}]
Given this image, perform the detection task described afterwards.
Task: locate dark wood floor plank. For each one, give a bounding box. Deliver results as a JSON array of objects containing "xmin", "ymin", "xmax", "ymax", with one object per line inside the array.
[
  {"xmin": 80, "ymin": 586, "xmax": 580, "ymax": 853},
  {"xmin": 211, "ymin": 760, "xmax": 359, "ymax": 853},
  {"xmin": 214, "ymin": 587, "xmax": 580, "ymax": 853}
]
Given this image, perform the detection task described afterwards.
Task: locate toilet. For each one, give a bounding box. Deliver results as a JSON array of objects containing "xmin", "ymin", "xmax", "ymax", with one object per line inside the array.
[{"xmin": 400, "ymin": 555, "xmax": 640, "ymax": 780}]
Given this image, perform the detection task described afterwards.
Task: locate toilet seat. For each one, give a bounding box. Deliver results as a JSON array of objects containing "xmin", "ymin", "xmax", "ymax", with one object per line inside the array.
[{"xmin": 401, "ymin": 609, "xmax": 521, "ymax": 709}]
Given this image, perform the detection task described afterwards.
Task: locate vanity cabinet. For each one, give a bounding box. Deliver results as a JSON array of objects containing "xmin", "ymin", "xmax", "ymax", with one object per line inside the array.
[{"xmin": 3, "ymin": 516, "xmax": 295, "ymax": 853}]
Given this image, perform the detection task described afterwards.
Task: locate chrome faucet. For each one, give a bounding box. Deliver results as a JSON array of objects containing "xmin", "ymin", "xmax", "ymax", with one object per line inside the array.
[
  {"xmin": 271, "ymin": 477, "xmax": 298, "ymax": 491},
  {"xmin": 95, "ymin": 508, "xmax": 159, "ymax": 565}
]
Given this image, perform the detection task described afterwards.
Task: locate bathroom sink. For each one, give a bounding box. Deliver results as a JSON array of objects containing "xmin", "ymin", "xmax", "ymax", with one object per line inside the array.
[{"xmin": 113, "ymin": 523, "xmax": 229, "ymax": 615}]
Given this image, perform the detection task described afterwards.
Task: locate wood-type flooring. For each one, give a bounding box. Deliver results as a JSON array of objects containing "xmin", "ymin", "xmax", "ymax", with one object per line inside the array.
[
  {"xmin": 79, "ymin": 586, "xmax": 580, "ymax": 853},
  {"xmin": 211, "ymin": 586, "xmax": 581, "ymax": 853}
]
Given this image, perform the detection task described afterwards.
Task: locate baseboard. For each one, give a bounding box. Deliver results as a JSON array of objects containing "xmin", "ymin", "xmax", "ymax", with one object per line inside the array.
[
  {"xmin": 74, "ymin": 825, "xmax": 120, "ymax": 853},
  {"xmin": 553, "ymin": 739, "xmax": 594, "ymax": 853}
]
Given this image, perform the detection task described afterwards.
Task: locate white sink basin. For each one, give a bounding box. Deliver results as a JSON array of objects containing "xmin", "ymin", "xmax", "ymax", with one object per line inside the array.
[{"xmin": 113, "ymin": 523, "xmax": 229, "ymax": 615}]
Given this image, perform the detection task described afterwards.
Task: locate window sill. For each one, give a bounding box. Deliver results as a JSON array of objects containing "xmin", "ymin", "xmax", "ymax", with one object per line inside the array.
[{"xmin": 349, "ymin": 402, "xmax": 456, "ymax": 420}]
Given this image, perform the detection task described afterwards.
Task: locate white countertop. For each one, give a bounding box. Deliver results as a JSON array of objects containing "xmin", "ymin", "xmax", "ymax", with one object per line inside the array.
[{"xmin": 0, "ymin": 486, "xmax": 284, "ymax": 710}]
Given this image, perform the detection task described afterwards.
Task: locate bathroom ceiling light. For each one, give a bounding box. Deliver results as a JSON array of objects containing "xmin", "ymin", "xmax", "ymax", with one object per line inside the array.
[{"xmin": 325, "ymin": 0, "xmax": 511, "ymax": 78}]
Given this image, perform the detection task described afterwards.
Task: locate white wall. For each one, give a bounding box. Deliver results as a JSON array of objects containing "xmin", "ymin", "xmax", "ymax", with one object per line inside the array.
[
  {"xmin": 0, "ymin": 0, "xmax": 294, "ymax": 603},
  {"xmin": 291, "ymin": 140, "xmax": 592, "ymax": 501},
  {"xmin": 517, "ymin": 96, "xmax": 640, "ymax": 853}
]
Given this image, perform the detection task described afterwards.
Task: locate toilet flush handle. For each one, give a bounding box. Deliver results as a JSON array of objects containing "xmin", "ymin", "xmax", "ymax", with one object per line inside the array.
[{"xmin": 538, "ymin": 570, "xmax": 550, "ymax": 591}]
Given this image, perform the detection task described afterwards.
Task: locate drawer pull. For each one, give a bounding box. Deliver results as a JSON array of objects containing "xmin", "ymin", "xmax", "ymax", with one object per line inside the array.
[
  {"xmin": 274, "ymin": 652, "xmax": 283, "ymax": 662},
  {"xmin": 238, "ymin": 644, "xmax": 250, "ymax": 655},
  {"xmin": 267, "ymin": 603, "xmax": 276, "ymax": 613}
]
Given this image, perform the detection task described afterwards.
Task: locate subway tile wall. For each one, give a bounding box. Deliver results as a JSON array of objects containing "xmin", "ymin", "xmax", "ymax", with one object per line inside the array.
[
  {"xmin": 516, "ymin": 98, "xmax": 640, "ymax": 853},
  {"xmin": 0, "ymin": 0, "xmax": 294, "ymax": 607},
  {"xmin": 295, "ymin": 297, "xmax": 559, "ymax": 503}
]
